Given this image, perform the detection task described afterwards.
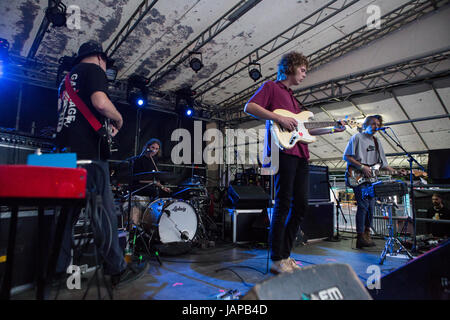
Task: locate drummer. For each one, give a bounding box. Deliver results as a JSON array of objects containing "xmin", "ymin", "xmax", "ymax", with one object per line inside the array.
[{"xmin": 127, "ymin": 138, "xmax": 171, "ymax": 225}]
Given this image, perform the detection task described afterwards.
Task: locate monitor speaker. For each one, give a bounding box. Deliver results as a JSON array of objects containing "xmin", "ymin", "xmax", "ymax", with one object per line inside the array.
[{"xmin": 242, "ymin": 263, "xmax": 372, "ymax": 300}]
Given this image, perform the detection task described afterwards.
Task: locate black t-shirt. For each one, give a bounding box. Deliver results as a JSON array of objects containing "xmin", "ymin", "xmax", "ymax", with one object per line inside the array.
[
  {"xmin": 56, "ymin": 63, "xmax": 109, "ymax": 160},
  {"xmin": 133, "ymin": 155, "xmax": 158, "ymax": 174},
  {"xmin": 427, "ymin": 206, "xmax": 450, "ymax": 237},
  {"xmin": 132, "ymin": 155, "xmax": 159, "ymax": 197}
]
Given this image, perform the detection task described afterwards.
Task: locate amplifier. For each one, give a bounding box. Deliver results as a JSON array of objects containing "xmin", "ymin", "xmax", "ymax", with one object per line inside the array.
[
  {"xmin": 309, "ymin": 165, "xmax": 330, "ymax": 202},
  {"xmin": 0, "ymin": 130, "xmax": 54, "ymax": 165},
  {"xmin": 227, "ymin": 185, "xmax": 270, "ymax": 209}
]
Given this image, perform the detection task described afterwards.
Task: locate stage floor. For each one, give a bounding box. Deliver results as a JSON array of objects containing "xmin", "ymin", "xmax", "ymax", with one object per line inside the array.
[{"xmin": 12, "ymin": 232, "xmax": 411, "ymax": 300}]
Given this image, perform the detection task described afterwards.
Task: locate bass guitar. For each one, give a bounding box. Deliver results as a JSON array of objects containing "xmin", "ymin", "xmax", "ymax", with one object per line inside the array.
[{"xmin": 270, "ymin": 109, "xmax": 358, "ymax": 150}]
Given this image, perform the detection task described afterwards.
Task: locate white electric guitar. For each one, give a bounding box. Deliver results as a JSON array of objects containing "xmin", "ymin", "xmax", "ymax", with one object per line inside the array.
[{"xmin": 270, "ymin": 109, "xmax": 358, "ymax": 150}]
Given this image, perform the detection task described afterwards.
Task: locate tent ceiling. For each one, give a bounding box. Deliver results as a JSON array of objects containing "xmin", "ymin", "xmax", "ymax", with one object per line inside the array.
[{"xmin": 0, "ymin": 0, "xmax": 449, "ymax": 168}]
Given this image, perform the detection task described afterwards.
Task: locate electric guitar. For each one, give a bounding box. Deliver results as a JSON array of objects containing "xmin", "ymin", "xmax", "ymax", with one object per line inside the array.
[
  {"xmin": 346, "ymin": 163, "xmax": 427, "ymax": 187},
  {"xmin": 270, "ymin": 109, "xmax": 358, "ymax": 150},
  {"xmin": 99, "ymin": 119, "xmax": 118, "ymax": 158}
]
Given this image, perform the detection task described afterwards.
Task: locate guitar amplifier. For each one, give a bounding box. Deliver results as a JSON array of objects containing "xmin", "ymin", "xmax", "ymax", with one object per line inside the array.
[
  {"xmin": 309, "ymin": 165, "xmax": 330, "ymax": 202},
  {"xmin": 0, "ymin": 130, "xmax": 54, "ymax": 165}
]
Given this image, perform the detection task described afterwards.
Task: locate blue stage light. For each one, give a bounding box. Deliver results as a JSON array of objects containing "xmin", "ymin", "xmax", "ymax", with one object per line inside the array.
[
  {"xmin": 137, "ymin": 98, "xmax": 144, "ymax": 106},
  {"xmin": 185, "ymin": 108, "xmax": 193, "ymax": 116}
]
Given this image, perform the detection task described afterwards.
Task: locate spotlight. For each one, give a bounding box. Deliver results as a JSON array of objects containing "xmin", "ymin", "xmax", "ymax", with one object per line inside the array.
[
  {"xmin": 189, "ymin": 52, "xmax": 203, "ymax": 73},
  {"xmin": 46, "ymin": 1, "xmax": 67, "ymax": 27},
  {"xmin": 248, "ymin": 62, "xmax": 262, "ymax": 81},
  {"xmin": 185, "ymin": 108, "xmax": 193, "ymax": 117},
  {"xmin": 127, "ymin": 74, "xmax": 149, "ymax": 107},
  {"xmin": 175, "ymin": 87, "xmax": 198, "ymax": 118}
]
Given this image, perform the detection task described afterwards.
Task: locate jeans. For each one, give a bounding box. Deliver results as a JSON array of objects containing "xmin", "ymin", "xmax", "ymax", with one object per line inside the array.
[
  {"xmin": 270, "ymin": 152, "xmax": 309, "ymax": 261},
  {"xmin": 56, "ymin": 161, "xmax": 127, "ymax": 275},
  {"xmin": 352, "ymin": 183, "xmax": 375, "ymax": 234}
]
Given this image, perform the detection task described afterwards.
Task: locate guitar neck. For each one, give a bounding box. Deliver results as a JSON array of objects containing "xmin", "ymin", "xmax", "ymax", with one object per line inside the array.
[{"xmin": 304, "ymin": 121, "xmax": 337, "ymax": 129}]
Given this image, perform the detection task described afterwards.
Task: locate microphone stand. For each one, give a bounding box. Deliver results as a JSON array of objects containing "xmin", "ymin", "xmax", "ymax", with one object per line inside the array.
[
  {"xmin": 379, "ymin": 128, "xmax": 426, "ymax": 254},
  {"xmin": 326, "ymin": 179, "xmax": 349, "ymax": 242}
]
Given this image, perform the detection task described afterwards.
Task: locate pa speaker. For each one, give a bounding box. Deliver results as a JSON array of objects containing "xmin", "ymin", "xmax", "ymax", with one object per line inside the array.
[
  {"xmin": 242, "ymin": 263, "xmax": 372, "ymax": 300},
  {"xmin": 369, "ymin": 239, "xmax": 450, "ymax": 300}
]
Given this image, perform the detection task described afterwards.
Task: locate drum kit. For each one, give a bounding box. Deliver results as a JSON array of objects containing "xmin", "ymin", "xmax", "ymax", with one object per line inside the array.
[{"xmin": 112, "ymin": 170, "xmax": 213, "ymax": 257}]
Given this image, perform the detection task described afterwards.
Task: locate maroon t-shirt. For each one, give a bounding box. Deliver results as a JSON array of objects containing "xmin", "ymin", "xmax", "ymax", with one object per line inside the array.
[{"xmin": 248, "ymin": 80, "xmax": 309, "ymax": 160}]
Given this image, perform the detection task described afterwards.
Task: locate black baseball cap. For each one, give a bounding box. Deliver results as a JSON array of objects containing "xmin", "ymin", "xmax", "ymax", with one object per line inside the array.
[{"xmin": 73, "ymin": 41, "xmax": 115, "ymax": 67}]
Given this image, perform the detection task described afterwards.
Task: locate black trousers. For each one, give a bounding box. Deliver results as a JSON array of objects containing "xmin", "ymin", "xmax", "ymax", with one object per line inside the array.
[
  {"xmin": 270, "ymin": 152, "xmax": 309, "ymax": 261},
  {"xmin": 56, "ymin": 161, "xmax": 127, "ymax": 275}
]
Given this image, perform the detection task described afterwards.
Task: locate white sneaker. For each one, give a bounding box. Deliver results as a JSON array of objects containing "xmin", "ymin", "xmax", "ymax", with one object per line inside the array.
[
  {"xmin": 284, "ymin": 257, "xmax": 301, "ymax": 271},
  {"xmin": 270, "ymin": 259, "xmax": 293, "ymax": 274}
]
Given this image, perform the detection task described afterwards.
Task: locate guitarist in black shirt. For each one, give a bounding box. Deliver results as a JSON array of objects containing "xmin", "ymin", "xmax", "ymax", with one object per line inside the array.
[{"xmin": 55, "ymin": 41, "xmax": 145, "ymax": 287}]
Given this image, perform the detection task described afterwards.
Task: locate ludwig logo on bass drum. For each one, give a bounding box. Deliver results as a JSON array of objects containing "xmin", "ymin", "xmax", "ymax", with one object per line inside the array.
[{"xmin": 172, "ymin": 206, "xmax": 187, "ymax": 212}]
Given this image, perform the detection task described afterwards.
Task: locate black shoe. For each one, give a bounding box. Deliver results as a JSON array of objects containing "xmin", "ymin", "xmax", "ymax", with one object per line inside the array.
[
  {"xmin": 356, "ymin": 234, "xmax": 371, "ymax": 249},
  {"xmin": 111, "ymin": 260, "xmax": 148, "ymax": 287}
]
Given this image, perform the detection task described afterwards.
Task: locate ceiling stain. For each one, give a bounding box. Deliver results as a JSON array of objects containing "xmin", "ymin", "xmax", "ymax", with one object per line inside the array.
[{"xmin": 12, "ymin": 0, "xmax": 40, "ymax": 54}]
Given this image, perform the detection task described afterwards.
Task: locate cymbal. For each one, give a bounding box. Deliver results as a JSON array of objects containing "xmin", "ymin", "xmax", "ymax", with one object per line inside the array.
[{"xmin": 134, "ymin": 171, "xmax": 179, "ymax": 183}]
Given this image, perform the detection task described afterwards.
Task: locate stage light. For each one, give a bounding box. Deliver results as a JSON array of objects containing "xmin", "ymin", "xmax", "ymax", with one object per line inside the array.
[
  {"xmin": 248, "ymin": 62, "xmax": 262, "ymax": 81},
  {"xmin": 46, "ymin": 1, "xmax": 67, "ymax": 27},
  {"xmin": 189, "ymin": 52, "xmax": 203, "ymax": 73},
  {"xmin": 175, "ymin": 87, "xmax": 197, "ymax": 118},
  {"xmin": 185, "ymin": 108, "xmax": 193, "ymax": 117},
  {"xmin": 127, "ymin": 74, "xmax": 149, "ymax": 107}
]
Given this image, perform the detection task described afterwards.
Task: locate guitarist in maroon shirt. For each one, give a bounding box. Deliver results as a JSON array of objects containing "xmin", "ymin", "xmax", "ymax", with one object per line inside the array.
[{"xmin": 244, "ymin": 52, "xmax": 346, "ymax": 274}]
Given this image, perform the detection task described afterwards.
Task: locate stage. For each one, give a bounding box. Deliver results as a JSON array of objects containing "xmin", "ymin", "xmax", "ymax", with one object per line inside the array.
[{"xmin": 11, "ymin": 232, "xmax": 411, "ymax": 300}]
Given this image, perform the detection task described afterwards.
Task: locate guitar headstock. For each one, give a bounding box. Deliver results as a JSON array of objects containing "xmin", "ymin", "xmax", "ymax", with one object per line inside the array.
[{"xmin": 345, "ymin": 118, "xmax": 360, "ymax": 129}]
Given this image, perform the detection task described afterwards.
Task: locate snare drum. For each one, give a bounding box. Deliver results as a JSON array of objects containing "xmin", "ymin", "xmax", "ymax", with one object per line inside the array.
[{"xmin": 141, "ymin": 198, "xmax": 198, "ymax": 243}]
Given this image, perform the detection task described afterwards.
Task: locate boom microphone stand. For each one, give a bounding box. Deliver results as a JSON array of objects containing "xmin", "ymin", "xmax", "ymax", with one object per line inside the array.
[
  {"xmin": 379, "ymin": 127, "xmax": 426, "ymax": 254},
  {"xmin": 326, "ymin": 179, "xmax": 349, "ymax": 242}
]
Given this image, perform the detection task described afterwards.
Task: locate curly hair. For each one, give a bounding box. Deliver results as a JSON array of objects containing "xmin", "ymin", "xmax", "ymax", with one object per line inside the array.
[{"xmin": 277, "ymin": 51, "xmax": 309, "ymax": 80}]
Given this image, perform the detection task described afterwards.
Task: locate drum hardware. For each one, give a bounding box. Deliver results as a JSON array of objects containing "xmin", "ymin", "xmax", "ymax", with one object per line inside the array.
[{"xmin": 129, "ymin": 224, "xmax": 162, "ymax": 266}]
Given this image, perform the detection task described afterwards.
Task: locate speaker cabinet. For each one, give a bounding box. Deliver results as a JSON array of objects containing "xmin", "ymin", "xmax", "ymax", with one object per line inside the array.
[
  {"xmin": 302, "ymin": 202, "xmax": 334, "ymax": 240},
  {"xmin": 242, "ymin": 263, "xmax": 372, "ymax": 300},
  {"xmin": 369, "ymin": 240, "xmax": 450, "ymax": 300},
  {"xmin": 227, "ymin": 185, "xmax": 270, "ymax": 209}
]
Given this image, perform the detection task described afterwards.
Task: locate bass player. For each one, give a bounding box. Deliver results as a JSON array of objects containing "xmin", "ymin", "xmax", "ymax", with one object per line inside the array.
[{"xmin": 244, "ymin": 51, "xmax": 346, "ymax": 274}]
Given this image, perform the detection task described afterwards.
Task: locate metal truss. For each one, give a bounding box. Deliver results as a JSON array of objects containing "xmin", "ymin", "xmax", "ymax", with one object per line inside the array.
[
  {"xmin": 310, "ymin": 151, "xmax": 429, "ymax": 171},
  {"xmin": 222, "ymin": 49, "xmax": 450, "ymax": 125},
  {"xmin": 193, "ymin": 0, "xmax": 359, "ymax": 97},
  {"xmin": 294, "ymin": 49, "xmax": 450, "ymax": 106},
  {"xmin": 105, "ymin": 0, "xmax": 159, "ymax": 57},
  {"xmin": 215, "ymin": 0, "xmax": 448, "ymax": 117},
  {"xmin": 27, "ymin": 0, "xmax": 57, "ymax": 59},
  {"xmin": 147, "ymin": 0, "xmax": 263, "ymax": 87}
]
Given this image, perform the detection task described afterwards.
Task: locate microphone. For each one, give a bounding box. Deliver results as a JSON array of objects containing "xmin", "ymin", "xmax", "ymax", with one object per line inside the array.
[{"xmin": 375, "ymin": 126, "xmax": 390, "ymax": 131}]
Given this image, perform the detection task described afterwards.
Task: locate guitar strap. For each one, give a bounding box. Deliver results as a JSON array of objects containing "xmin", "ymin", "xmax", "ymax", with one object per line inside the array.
[
  {"xmin": 64, "ymin": 74, "xmax": 107, "ymax": 137},
  {"xmin": 373, "ymin": 136, "xmax": 381, "ymax": 165}
]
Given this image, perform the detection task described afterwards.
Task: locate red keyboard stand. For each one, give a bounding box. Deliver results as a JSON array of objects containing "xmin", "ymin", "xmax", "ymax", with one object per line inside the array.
[{"xmin": 0, "ymin": 165, "xmax": 87, "ymax": 300}]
